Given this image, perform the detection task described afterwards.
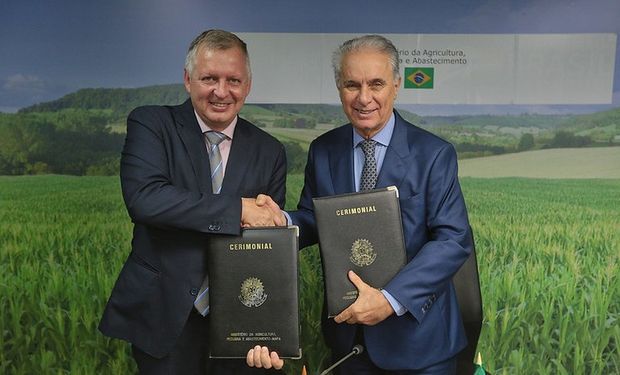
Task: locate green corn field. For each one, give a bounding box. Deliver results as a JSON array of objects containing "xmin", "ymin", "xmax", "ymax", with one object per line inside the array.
[{"xmin": 1, "ymin": 175, "xmax": 618, "ymax": 374}]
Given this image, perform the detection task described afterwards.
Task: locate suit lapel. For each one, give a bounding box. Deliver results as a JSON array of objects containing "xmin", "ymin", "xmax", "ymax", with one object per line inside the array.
[
  {"xmin": 223, "ymin": 118, "xmax": 252, "ymax": 193},
  {"xmin": 377, "ymin": 112, "xmax": 411, "ymax": 189},
  {"xmin": 174, "ymin": 100, "xmax": 211, "ymax": 192},
  {"xmin": 328, "ymin": 126, "xmax": 355, "ymax": 195}
]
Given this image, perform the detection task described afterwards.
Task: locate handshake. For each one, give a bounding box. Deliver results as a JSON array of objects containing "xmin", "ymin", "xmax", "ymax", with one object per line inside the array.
[{"xmin": 241, "ymin": 194, "xmax": 286, "ymax": 227}]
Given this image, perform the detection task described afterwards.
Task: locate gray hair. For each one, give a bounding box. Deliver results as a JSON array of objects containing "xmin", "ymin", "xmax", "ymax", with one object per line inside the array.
[
  {"xmin": 332, "ymin": 34, "xmax": 400, "ymax": 88},
  {"xmin": 184, "ymin": 29, "xmax": 251, "ymax": 78}
]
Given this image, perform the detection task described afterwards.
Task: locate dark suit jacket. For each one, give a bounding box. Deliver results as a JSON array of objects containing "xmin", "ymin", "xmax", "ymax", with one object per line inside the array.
[
  {"xmin": 99, "ymin": 99, "xmax": 287, "ymax": 358},
  {"xmin": 290, "ymin": 111, "xmax": 472, "ymax": 370}
]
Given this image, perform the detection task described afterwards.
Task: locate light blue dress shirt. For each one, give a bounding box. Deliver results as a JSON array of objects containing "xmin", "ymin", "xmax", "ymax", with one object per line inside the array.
[
  {"xmin": 351, "ymin": 114, "xmax": 407, "ymax": 316},
  {"xmin": 352, "ymin": 114, "xmax": 394, "ymax": 191}
]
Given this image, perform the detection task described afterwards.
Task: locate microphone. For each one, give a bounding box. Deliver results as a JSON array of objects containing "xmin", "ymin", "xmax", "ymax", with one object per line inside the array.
[{"xmin": 319, "ymin": 345, "xmax": 364, "ymax": 375}]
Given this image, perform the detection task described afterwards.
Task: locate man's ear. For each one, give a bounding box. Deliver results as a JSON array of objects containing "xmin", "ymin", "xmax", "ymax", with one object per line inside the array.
[{"xmin": 183, "ymin": 69, "xmax": 191, "ymax": 93}]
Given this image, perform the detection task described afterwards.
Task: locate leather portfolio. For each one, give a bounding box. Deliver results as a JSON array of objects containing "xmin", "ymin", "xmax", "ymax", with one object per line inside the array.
[
  {"xmin": 208, "ymin": 226, "xmax": 301, "ymax": 358},
  {"xmin": 313, "ymin": 186, "xmax": 406, "ymax": 317}
]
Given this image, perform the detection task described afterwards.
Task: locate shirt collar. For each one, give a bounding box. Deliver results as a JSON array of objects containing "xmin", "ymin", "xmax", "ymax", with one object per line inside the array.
[
  {"xmin": 352, "ymin": 112, "xmax": 395, "ymax": 148},
  {"xmin": 194, "ymin": 111, "xmax": 237, "ymax": 140}
]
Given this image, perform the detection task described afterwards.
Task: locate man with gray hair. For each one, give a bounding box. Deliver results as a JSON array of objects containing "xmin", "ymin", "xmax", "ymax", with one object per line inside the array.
[
  {"xmin": 252, "ymin": 34, "xmax": 473, "ymax": 374},
  {"xmin": 99, "ymin": 29, "xmax": 286, "ymax": 374}
]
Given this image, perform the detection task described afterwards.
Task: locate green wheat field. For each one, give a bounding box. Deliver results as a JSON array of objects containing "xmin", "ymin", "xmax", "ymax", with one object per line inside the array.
[{"xmin": 1, "ymin": 175, "xmax": 619, "ymax": 374}]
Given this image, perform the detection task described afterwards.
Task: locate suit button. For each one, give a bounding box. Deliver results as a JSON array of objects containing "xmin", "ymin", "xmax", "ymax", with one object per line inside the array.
[{"xmin": 190, "ymin": 288, "xmax": 199, "ymax": 296}]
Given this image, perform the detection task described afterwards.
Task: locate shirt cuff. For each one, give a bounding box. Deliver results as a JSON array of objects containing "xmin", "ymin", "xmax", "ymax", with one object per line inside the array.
[
  {"xmin": 381, "ymin": 289, "xmax": 407, "ymax": 316},
  {"xmin": 282, "ymin": 210, "xmax": 292, "ymax": 226}
]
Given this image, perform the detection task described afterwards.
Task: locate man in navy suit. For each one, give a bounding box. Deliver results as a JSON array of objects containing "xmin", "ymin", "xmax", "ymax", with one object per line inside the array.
[
  {"xmin": 249, "ymin": 35, "xmax": 473, "ymax": 374},
  {"xmin": 99, "ymin": 30, "xmax": 286, "ymax": 374}
]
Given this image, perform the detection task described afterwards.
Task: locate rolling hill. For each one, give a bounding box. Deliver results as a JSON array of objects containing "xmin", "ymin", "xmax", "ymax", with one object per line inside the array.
[{"xmin": 458, "ymin": 147, "xmax": 620, "ymax": 178}]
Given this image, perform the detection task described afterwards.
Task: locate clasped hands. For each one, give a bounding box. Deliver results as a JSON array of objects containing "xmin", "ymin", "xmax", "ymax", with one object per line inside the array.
[{"xmin": 241, "ymin": 194, "xmax": 286, "ymax": 227}]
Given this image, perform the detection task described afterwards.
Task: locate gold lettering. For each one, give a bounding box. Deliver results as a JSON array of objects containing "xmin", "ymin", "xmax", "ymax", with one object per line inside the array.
[
  {"xmin": 334, "ymin": 205, "xmax": 377, "ymax": 217},
  {"xmin": 229, "ymin": 243, "xmax": 273, "ymax": 250}
]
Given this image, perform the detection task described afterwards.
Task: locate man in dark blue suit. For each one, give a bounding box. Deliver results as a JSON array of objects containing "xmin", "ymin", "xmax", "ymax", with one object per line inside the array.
[
  {"xmin": 249, "ymin": 35, "xmax": 473, "ymax": 374},
  {"xmin": 99, "ymin": 30, "xmax": 286, "ymax": 374}
]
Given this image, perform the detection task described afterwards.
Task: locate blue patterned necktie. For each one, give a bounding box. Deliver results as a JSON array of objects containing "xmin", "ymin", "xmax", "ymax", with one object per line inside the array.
[
  {"xmin": 360, "ymin": 139, "xmax": 378, "ymax": 191},
  {"xmin": 194, "ymin": 131, "xmax": 227, "ymax": 316}
]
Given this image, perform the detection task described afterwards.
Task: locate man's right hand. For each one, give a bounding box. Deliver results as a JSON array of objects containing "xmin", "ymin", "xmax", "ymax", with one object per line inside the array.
[
  {"xmin": 255, "ymin": 194, "xmax": 286, "ymax": 225},
  {"xmin": 246, "ymin": 346, "xmax": 284, "ymax": 370},
  {"xmin": 241, "ymin": 196, "xmax": 285, "ymax": 227}
]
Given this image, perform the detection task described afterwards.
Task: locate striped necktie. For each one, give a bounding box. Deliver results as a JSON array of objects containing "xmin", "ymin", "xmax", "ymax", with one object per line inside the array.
[
  {"xmin": 194, "ymin": 131, "xmax": 227, "ymax": 316},
  {"xmin": 205, "ymin": 131, "xmax": 227, "ymax": 194}
]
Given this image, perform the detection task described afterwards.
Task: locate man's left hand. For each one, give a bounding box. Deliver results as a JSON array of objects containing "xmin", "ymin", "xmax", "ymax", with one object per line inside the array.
[{"xmin": 334, "ymin": 270, "xmax": 394, "ymax": 326}]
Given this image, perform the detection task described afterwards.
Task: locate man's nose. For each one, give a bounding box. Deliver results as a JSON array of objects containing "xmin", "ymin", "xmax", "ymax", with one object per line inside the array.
[
  {"xmin": 357, "ymin": 85, "xmax": 372, "ymax": 105},
  {"xmin": 213, "ymin": 80, "xmax": 229, "ymax": 97}
]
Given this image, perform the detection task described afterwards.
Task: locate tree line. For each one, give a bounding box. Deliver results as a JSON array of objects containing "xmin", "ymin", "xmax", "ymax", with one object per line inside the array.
[
  {"xmin": 0, "ymin": 108, "xmax": 604, "ymax": 175},
  {"xmin": 4, "ymin": 84, "xmax": 617, "ymax": 175},
  {"xmin": 0, "ymin": 109, "xmax": 308, "ymax": 176},
  {"xmin": 0, "ymin": 110, "xmax": 123, "ymax": 175},
  {"xmin": 454, "ymin": 130, "xmax": 597, "ymax": 158}
]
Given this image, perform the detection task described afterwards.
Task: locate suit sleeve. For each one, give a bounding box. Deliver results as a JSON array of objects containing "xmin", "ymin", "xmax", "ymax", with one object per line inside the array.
[
  {"xmin": 265, "ymin": 142, "xmax": 287, "ymax": 210},
  {"xmin": 289, "ymin": 142, "xmax": 319, "ymax": 248},
  {"xmin": 384, "ymin": 144, "xmax": 473, "ymax": 323},
  {"xmin": 120, "ymin": 107, "xmax": 242, "ymax": 235}
]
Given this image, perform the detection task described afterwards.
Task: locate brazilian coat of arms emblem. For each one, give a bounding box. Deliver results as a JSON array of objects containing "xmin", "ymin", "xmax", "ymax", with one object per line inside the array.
[
  {"xmin": 238, "ymin": 277, "xmax": 268, "ymax": 308},
  {"xmin": 349, "ymin": 238, "xmax": 377, "ymax": 267}
]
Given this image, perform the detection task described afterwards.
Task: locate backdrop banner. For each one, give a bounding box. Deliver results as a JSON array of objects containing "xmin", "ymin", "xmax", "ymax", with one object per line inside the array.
[{"xmin": 239, "ymin": 32, "xmax": 617, "ymax": 105}]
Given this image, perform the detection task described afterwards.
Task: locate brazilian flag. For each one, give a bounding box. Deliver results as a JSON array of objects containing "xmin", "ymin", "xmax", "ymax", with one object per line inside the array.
[{"xmin": 404, "ymin": 67, "xmax": 434, "ymax": 89}]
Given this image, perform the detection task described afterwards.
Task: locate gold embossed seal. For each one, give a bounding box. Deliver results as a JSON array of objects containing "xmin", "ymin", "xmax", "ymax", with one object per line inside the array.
[
  {"xmin": 349, "ymin": 239, "xmax": 377, "ymax": 267},
  {"xmin": 238, "ymin": 277, "xmax": 268, "ymax": 307}
]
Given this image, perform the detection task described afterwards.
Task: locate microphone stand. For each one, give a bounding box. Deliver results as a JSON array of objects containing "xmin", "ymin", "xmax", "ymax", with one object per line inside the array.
[{"xmin": 319, "ymin": 345, "xmax": 364, "ymax": 375}]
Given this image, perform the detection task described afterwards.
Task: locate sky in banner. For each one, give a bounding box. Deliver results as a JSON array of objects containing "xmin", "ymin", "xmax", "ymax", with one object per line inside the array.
[{"xmin": 1, "ymin": 0, "xmax": 619, "ymax": 114}]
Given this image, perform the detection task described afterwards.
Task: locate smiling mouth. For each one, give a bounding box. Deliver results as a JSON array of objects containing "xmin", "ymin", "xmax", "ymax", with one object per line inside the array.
[
  {"xmin": 210, "ymin": 102, "xmax": 231, "ymax": 108},
  {"xmin": 355, "ymin": 108, "xmax": 376, "ymax": 115}
]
